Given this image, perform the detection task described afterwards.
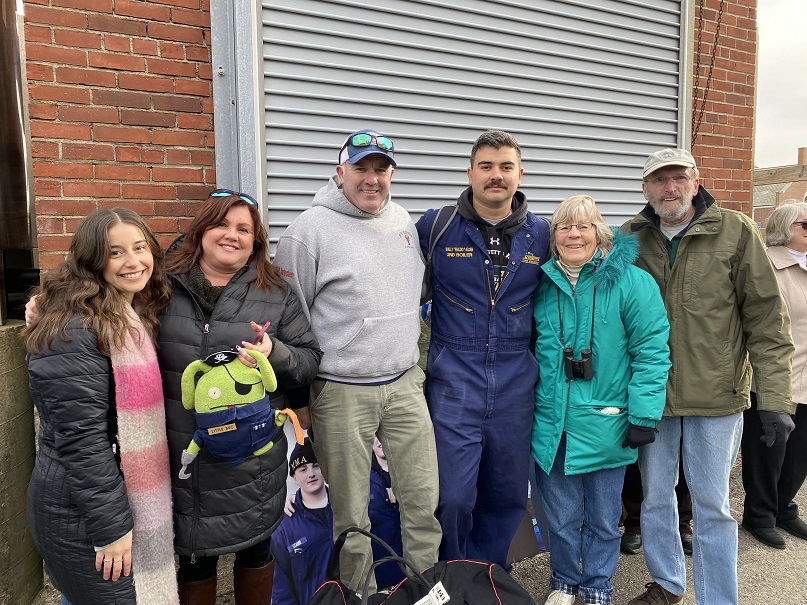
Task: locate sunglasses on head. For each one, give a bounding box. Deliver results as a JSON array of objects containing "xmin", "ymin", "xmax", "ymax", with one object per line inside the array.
[
  {"xmin": 793, "ymin": 221, "xmax": 807, "ymax": 230},
  {"xmin": 346, "ymin": 133, "xmax": 394, "ymax": 152},
  {"xmin": 210, "ymin": 188, "xmax": 257, "ymax": 206}
]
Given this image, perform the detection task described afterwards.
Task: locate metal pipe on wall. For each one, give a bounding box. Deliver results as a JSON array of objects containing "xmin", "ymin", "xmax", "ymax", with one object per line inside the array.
[{"xmin": 0, "ymin": 0, "xmax": 37, "ymax": 325}]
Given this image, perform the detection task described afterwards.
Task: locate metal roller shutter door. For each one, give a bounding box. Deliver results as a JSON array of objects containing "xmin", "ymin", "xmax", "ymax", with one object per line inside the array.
[{"xmin": 261, "ymin": 0, "xmax": 683, "ymax": 249}]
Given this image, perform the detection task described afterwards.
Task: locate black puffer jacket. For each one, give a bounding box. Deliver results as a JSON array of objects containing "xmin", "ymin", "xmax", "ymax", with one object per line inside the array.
[
  {"xmin": 27, "ymin": 318, "xmax": 136, "ymax": 602},
  {"xmin": 158, "ymin": 260, "xmax": 322, "ymax": 557}
]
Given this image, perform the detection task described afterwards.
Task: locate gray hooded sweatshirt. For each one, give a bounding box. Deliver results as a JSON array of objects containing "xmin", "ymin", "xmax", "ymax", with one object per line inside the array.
[{"xmin": 273, "ymin": 177, "xmax": 424, "ymax": 383}]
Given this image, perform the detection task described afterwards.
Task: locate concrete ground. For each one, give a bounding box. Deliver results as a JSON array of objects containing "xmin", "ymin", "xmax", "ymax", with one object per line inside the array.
[
  {"xmin": 31, "ymin": 461, "xmax": 806, "ymax": 605},
  {"xmin": 510, "ymin": 460, "xmax": 807, "ymax": 604}
]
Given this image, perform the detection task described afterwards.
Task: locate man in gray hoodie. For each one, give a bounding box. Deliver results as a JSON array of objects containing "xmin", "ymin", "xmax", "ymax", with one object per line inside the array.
[{"xmin": 273, "ymin": 129, "xmax": 441, "ymax": 594}]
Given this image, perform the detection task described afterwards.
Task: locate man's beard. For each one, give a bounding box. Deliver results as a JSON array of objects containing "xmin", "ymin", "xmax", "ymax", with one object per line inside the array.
[{"xmin": 650, "ymin": 193, "xmax": 693, "ymax": 225}]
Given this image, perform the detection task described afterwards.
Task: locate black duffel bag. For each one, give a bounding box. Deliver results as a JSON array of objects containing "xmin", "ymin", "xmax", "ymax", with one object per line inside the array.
[{"xmin": 307, "ymin": 527, "xmax": 537, "ymax": 605}]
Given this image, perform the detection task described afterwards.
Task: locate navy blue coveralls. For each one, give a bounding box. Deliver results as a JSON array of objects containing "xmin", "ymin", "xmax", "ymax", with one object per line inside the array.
[{"xmin": 416, "ymin": 200, "xmax": 549, "ymax": 568}]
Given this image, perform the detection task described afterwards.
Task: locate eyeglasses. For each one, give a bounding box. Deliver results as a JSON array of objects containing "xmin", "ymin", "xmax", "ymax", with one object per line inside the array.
[
  {"xmin": 793, "ymin": 221, "xmax": 807, "ymax": 230},
  {"xmin": 555, "ymin": 222, "xmax": 594, "ymax": 233},
  {"xmin": 346, "ymin": 133, "xmax": 394, "ymax": 152},
  {"xmin": 645, "ymin": 174, "xmax": 693, "ymax": 187},
  {"xmin": 210, "ymin": 188, "xmax": 257, "ymax": 206}
]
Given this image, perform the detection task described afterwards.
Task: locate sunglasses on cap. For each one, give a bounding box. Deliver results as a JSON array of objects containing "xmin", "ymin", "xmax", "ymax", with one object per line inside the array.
[
  {"xmin": 210, "ymin": 188, "xmax": 257, "ymax": 206},
  {"xmin": 345, "ymin": 133, "xmax": 394, "ymax": 152}
]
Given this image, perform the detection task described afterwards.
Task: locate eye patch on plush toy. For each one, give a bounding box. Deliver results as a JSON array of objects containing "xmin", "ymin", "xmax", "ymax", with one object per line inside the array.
[{"xmin": 178, "ymin": 348, "xmax": 303, "ymax": 479}]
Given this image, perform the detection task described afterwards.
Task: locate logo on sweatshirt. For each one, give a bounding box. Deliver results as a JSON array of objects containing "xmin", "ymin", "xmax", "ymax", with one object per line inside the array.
[{"xmin": 399, "ymin": 230, "xmax": 415, "ymax": 248}]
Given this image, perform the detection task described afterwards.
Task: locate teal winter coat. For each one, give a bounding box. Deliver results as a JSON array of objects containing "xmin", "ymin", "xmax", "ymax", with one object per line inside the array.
[{"xmin": 531, "ymin": 230, "xmax": 670, "ymax": 475}]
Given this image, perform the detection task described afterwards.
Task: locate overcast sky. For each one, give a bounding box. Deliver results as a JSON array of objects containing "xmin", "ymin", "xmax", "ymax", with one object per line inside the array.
[{"xmin": 754, "ymin": 0, "xmax": 807, "ymax": 168}]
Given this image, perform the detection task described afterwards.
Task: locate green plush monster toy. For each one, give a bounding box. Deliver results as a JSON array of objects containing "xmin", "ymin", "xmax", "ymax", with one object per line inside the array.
[{"xmin": 178, "ymin": 348, "xmax": 285, "ymax": 479}]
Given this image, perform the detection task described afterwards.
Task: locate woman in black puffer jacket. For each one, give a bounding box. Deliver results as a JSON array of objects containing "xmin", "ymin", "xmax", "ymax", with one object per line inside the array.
[
  {"xmin": 25, "ymin": 208, "xmax": 175, "ymax": 605},
  {"xmin": 160, "ymin": 190, "xmax": 321, "ymax": 605}
]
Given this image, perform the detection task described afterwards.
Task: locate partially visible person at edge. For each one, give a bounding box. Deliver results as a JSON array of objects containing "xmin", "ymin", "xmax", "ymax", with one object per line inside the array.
[
  {"xmin": 159, "ymin": 191, "xmax": 322, "ymax": 604},
  {"xmin": 24, "ymin": 208, "xmax": 177, "ymax": 605},
  {"xmin": 273, "ymin": 130, "xmax": 441, "ymax": 594},
  {"xmin": 622, "ymin": 149, "xmax": 794, "ymax": 605},
  {"xmin": 270, "ymin": 438, "xmax": 332, "ymax": 605},
  {"xmin": 531, "ymin": 195, "xmax": 670, "ymax": 605},
  {"xmin": 741, "ymin": 202, "xmax": 807, "ymax": 549},
  {"xmin": 415, "ymin": 129, "xmax": 550, "ymax": 568},
  {"xmin": 369, "ymin": 436, "xmax": 405, "ymax": 590}
]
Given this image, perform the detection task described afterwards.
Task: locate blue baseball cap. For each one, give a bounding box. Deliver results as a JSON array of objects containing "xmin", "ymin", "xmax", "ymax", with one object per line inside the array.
[{"xmin": 338, "ymin": 129, "xmax": 397, "ymax": 167}]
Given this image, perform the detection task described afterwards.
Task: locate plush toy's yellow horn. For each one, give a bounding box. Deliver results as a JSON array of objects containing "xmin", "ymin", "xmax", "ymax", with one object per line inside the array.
[{"xmin": 277, "ymin": 408, "xmax": 305, "ymax": 445}]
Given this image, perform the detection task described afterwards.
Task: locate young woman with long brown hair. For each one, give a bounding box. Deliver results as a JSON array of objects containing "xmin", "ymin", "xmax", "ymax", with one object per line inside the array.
[{"xmin": 24, "ymin": 208, "xmax": 176, "ymax": 605}]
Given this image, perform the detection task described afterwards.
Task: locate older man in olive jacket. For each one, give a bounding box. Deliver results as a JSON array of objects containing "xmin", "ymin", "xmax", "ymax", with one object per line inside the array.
[{"xmin": 622, "ymin": 149, "xmax": 795, "ymax": 605}]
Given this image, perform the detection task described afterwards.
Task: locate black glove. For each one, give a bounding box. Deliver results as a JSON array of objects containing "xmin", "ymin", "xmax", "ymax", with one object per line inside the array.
[
  {"xmin": 622, "ymin": 423, "xmax": 656, "ymax": 449},
  {"xmin": 759, "ymin": 410, "xmax": 795, "ymax": 447}
]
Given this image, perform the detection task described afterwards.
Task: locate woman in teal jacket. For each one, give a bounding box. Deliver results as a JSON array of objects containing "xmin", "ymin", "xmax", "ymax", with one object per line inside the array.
[{"xmin": 531, "ymin": 195, "xmax": 670, "ymax": 605}]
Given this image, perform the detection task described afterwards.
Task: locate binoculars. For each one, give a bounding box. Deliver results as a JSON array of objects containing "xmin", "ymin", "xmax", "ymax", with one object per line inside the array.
[{"xmin": 563, "ymin": 347, "xmax": 593, "ymax": 380}]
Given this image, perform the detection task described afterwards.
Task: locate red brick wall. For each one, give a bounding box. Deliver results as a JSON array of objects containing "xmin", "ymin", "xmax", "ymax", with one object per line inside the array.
[
  {"xmin": 782, "ymin": 182, "xmax": 807, "ymax": 205},
  {"xmin": 23, "ymin": 0, "xmax": 214, "ymax": 269},
  {"xmin": 753, "ymin": 205, "xmax": 773, "ymax": 227},
  {"xmin": 690, "ymin": 0, "xmax": 756, "ymax": 215}
]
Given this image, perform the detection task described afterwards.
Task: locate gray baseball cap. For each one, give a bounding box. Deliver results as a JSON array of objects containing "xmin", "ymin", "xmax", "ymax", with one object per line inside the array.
[{"xmin": 643, "ymin": 148, "xmax": 696, "ymax": 178}]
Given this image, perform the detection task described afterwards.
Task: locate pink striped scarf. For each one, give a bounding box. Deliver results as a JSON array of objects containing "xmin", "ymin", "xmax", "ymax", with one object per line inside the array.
[{"xmin": 109, "ymin": 305, "xmax": 179, "ymax": 605}]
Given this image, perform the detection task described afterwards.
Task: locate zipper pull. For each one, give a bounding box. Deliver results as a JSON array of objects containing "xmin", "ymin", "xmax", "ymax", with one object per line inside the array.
[
  {"xmin": 191, "ymin": 553, "xmax": 196, "ymax": 564},
  {"xmin": 203, "ymin": 323, "xmax": 210, "ymax": 334}
]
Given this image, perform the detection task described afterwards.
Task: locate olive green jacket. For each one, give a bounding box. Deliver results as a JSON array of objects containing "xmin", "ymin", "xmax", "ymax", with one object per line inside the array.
[{"xmin": 622, "ymin": 186, "xmax": 794, "ymax": 416}]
